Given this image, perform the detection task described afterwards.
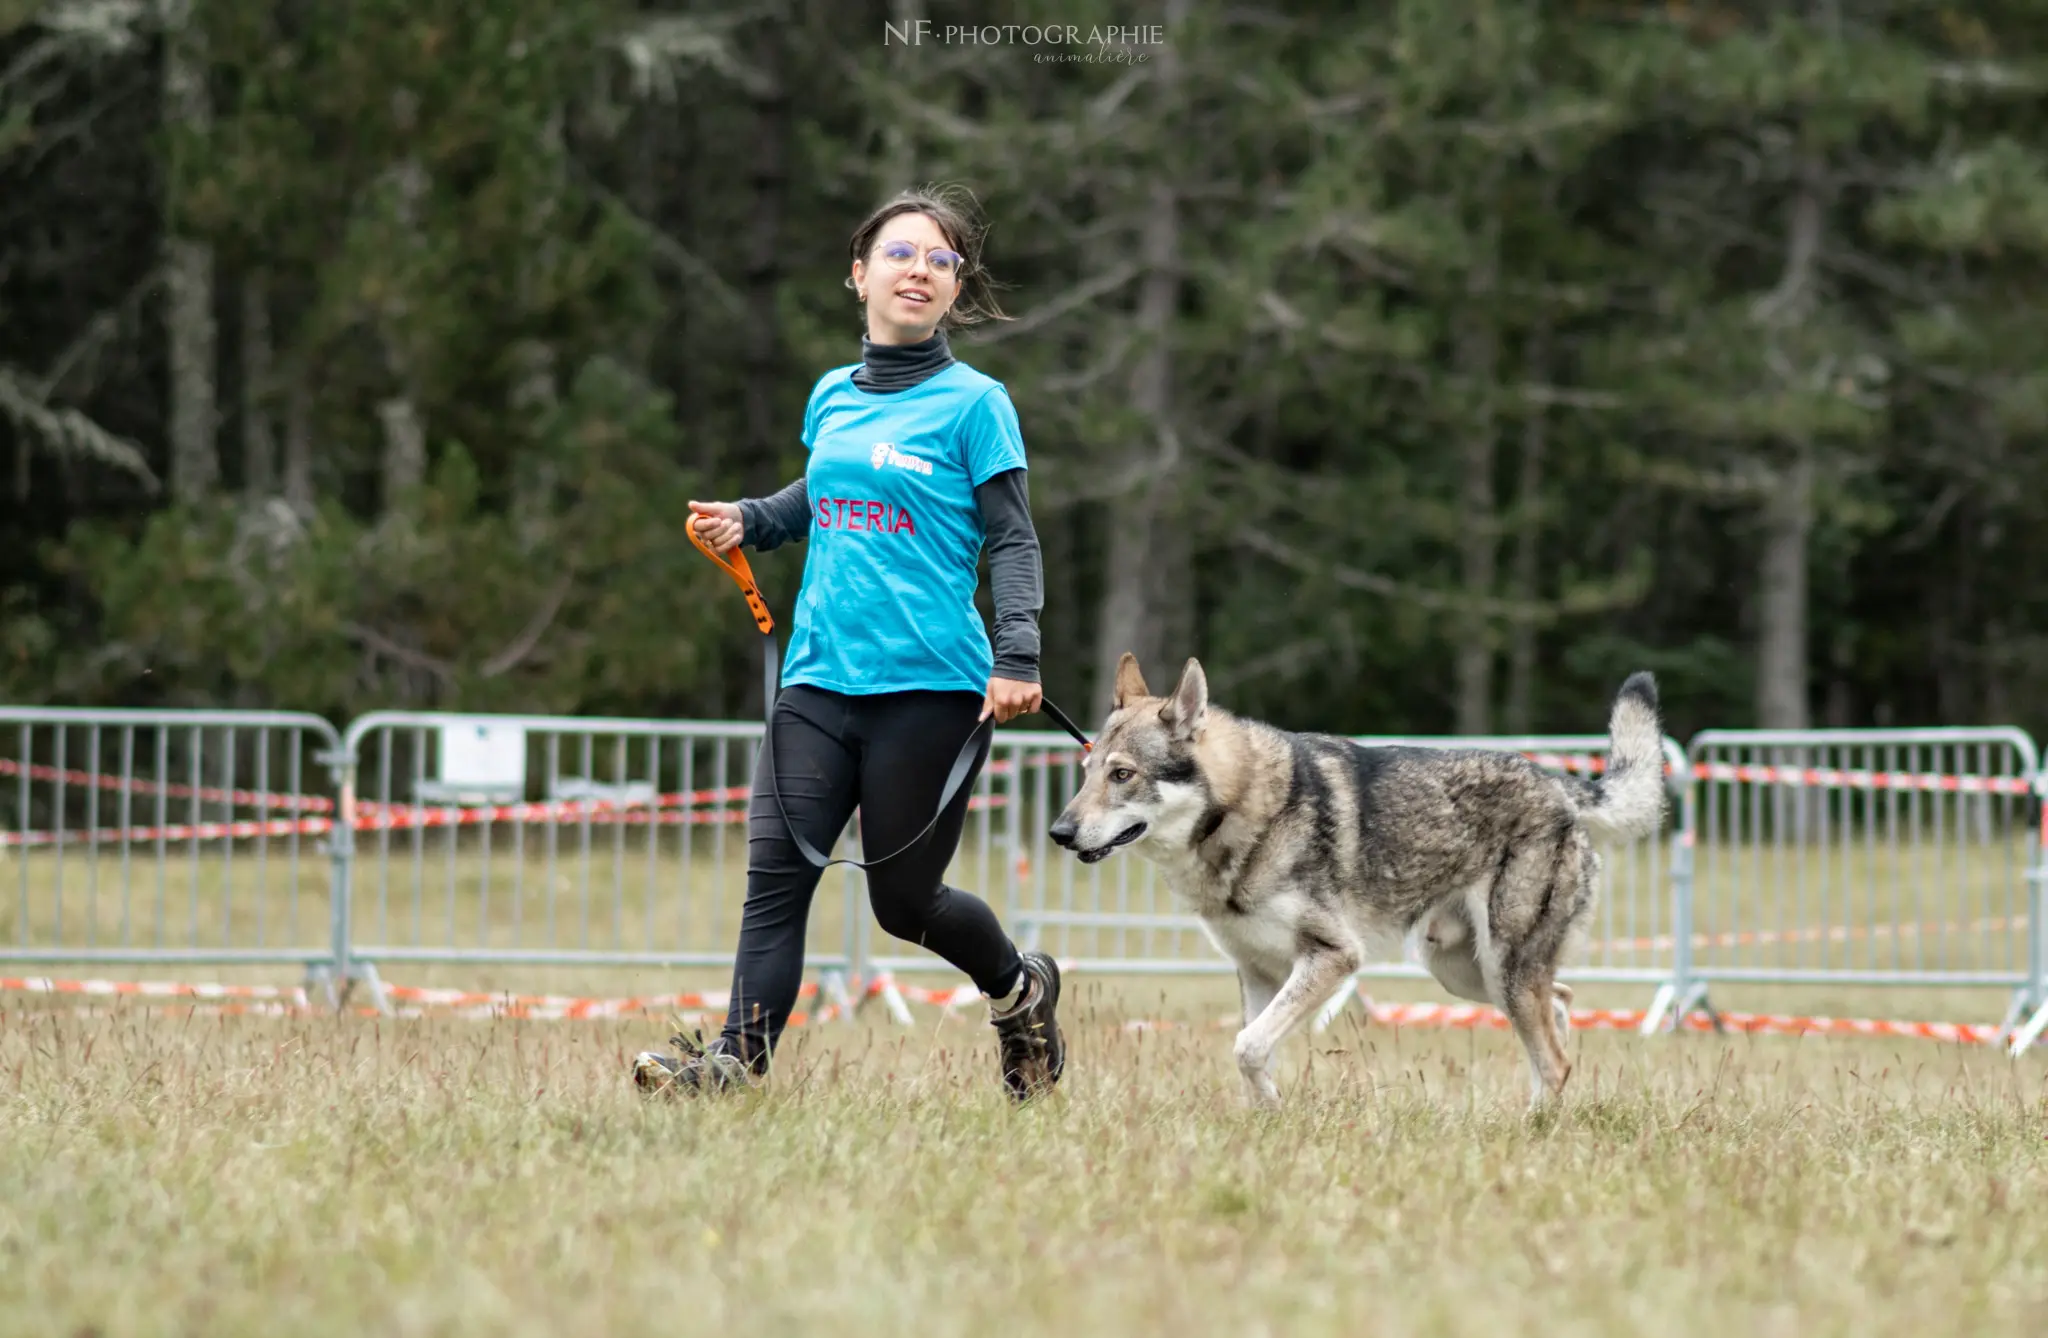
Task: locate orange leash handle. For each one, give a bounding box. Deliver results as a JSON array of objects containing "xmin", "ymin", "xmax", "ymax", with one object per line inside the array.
[{"xmin": 687, "ymin": 521, "xmax": 775, "ymax": 636}]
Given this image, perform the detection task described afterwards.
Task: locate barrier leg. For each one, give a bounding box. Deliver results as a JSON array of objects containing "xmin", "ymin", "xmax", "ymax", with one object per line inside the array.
[
  {"xmin": 321, "ymin": 743, "xmax": 365, "ymax": 1016},
  {"xmin": 2010, "ymin": 999, "xmax": 2048, "ymax": 1057},
  {"xmin": 303, "ymin": 963, "xmax": 340, "ymax": 1012},
  {"xmin": 2013, "ymin": 847, "xmax": 2048, "ymax": 1056},
  {"xmin": 1639, "ymin": 982, "xmax": 1676, "ymax": 1036},
  {"xmin": 350, "ymin": 960, "xmax": 391, "ymax": 1016},
  {"xmin": 818, "ymin": 968, "xmax": 855, "ymax": 1026},
  {"xmin": 1644, "ymin": 790, "xmax": 1717, "ymax": 1036},
  {"xmin": 1641, "ymin": 979, "xmax": 1718, "ymax": 1036},
  {"xmin": 869, "ymin": 972, "xmax": 914, "ymax": 1026}
]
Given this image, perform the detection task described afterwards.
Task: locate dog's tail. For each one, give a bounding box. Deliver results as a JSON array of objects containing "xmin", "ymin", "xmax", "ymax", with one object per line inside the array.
[{"xmin": 1573, "ymin": 671, "xmax": 1668, "ymax": 842}]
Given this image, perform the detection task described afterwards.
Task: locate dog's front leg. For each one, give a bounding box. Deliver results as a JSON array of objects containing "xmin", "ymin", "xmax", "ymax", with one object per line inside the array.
[
  {"xmin": 1233, "ymin": 966, "xmax": 1284, "ymax": 1108},
  {"xmin": 1233, "ymin": 943, "xmax": 1360, "ymax": 1110}
]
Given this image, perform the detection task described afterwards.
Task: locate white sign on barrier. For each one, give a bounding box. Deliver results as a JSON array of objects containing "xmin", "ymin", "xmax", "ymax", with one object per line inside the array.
[{"xmin": 430, "ymin": 720, "xmax": 527, "ymax": 802}]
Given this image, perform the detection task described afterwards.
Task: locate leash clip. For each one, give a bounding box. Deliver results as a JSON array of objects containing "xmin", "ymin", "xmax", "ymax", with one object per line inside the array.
[{"xmin": 1038, "ymin": 698, "xmax": 1093, "ymax": 754}]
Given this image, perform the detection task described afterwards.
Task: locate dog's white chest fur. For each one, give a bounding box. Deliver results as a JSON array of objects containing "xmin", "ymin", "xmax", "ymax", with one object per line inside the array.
[
  {"xmin": 1142, "ymin": 832, "xmax": 1409, "ymax": 978},
  {"xmin": 1197, "ymin": 894, "xmax": 1307, "ymax": 977},
  {"xmin": 1141, "ymin": 839, "xmax": 1310, "ymax": 977}
]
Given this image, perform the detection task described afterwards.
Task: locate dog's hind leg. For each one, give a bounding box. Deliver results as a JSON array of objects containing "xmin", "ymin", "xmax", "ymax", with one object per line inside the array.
[
  {"xmin": 1420, "ymin": 899, "xmax": 1573, "ymax": 1035},
  {"xmin": 1233, "ymin": 935, "xmax": 1360, "ymax": 1110},
  {"xmin": 1501, "ymin": 967, "xmax": 1570, "ymax": 1111},
  {"xmin": 1478, "ymin": 827, "xmax": 1597, "ymax": 1112}
]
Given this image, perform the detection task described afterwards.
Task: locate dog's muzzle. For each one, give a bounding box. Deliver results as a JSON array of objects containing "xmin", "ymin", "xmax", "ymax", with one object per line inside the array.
[{"xmin": 1049, "ymin": 819, "xmax": 1146, "ymax": 864}]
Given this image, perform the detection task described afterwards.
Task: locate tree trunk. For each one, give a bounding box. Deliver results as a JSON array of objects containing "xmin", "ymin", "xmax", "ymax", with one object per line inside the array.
[
  {"xmin": 163, "ymin": 0, "xmax": 217, "ymax": 503},
  {"xmin": 1505, "ymin": 324, "xmax": 1550, "ymax": 735},
  {"xmin": 1453, "ymin": 173, "xmax": 1503, "ymax": 736},
  {"xmin": 741, "ymin": 28, "xmax": 788, "ymax": 497},
  {"xmin": 1088, "ymin": 0, "xmax": 1189, "ymax": 723},
  {"xmin": 739, "ymin": 27, "xmax": 791, "ymax": 719},
  {"xmin": 879, "ymin": 0, "xmax": 924, "ymax": 194},
  {"xmin": 377, "ymin": 396, "xmax": 425, "ymax": 503},
  {"xmin": 1752, "ymin": 162, "xmax": 1824, "ymax": 733},
  {"xmin": 626, "ymin": 102, "xmax": 664, "ymax": 379},
  {"xmin": 1754, "ymin": 441, "xmax": 1812, "ymax": 730},
  {"xmin": 1090, "ymin": 177, "xmax": 1183, "ymax": 723},
  {"xmin": 509, "ymin": 338, "xmax": 558, "ymax": 553},
  {"xmin": 378, "ymin": 158, "xmax": 429, "ymax": 511},
  {"xmin": 282, "ymin": 364, "xmax": 314, "ymax": 515},
  {"xmin": 240, "ymin": 272, "xmax": 275, "ymax": 496},
  {"xmin": 1042, "ymin": 508, "xmax": 1078, "ymax": 706},
  {"xmin": 1822, "ymin": 628, "xmax": 1853, "ymax": 729}
]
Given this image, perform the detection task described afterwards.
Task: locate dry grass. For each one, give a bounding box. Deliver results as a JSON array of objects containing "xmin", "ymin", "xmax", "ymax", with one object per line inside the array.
[
  {"xmin": 4, "ymin": 834, "xmax": 2048, "ymax": 1336},
  {"xmin": 1, "ymin": 990, "xmax": 2045, "ymax": 1338}
]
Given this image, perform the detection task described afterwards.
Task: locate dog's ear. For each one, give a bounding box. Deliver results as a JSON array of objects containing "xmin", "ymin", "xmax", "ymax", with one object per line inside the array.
[
  {"xmin": 1158, "ymin": 657, "xmax": 1208, "ymax": 741},
  {"xmin": 1113, "ymin": 652, "xmax": 1150, "ymax": 709}
]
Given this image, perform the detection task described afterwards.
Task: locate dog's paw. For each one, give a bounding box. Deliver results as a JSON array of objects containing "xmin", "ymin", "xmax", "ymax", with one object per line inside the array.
[
  {"xmin": 1239, "ymin": 1074, "xmax": 1283, "ymax": 1111},
  {"xmin": 1232, "ymin": 1029, "xmax": 1284, "ymax": 1109}
]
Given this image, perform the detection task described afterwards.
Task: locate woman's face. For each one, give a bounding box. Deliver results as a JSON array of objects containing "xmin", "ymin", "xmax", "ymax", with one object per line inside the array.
[{"xmin": 853, "ymin": 211, "xmax": 962, "ymax": 344}]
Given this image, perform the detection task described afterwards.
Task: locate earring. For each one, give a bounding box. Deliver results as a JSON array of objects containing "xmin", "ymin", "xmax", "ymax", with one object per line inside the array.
[{"xmin": 856, "ymin": 289, "xmax": 867, "ymax": 302}]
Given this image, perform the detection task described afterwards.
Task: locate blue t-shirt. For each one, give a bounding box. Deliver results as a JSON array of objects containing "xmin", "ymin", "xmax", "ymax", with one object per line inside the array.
[{"xmin": 778, "ymin": 360, "xmax": 1029, "ymax": 697}]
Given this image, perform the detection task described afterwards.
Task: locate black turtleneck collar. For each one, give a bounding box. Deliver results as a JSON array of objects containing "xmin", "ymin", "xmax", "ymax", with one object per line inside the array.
[{"xmin": 852, "ymin": 329, "xmax": 956, "ymax": 393}]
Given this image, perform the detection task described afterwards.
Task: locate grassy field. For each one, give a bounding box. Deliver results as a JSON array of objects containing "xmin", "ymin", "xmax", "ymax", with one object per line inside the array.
[
  {"xmin": 5, "ymin": 831, "xmax": 2048, "ymax": 1335},
  {"xmin": 1, "ymin": 988, "xmax": 2045, "ymax": 1338}
]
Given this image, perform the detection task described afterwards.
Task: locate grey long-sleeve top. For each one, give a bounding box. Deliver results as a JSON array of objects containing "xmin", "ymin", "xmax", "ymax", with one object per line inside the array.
[{"xmin": 736, "ymin": 332, "xmax": 1045, "ymax": 683}]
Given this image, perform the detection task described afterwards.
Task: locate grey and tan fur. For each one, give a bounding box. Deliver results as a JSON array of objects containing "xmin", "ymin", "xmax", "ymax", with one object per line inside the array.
[{"xmin": 1048, "ymin": 654, "xmax": 1668, "ymax": 1110}]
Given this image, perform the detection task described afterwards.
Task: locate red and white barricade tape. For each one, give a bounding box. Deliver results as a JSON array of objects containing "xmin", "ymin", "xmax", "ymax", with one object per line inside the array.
[
  {"xmin": 1599, "ymin": 912, "xmax": 2029, "ymax": 955},
  {"xmin": 378, "ymin": 979, "xmax": 823, "ymax": 1017},
  {"xmin": 0, "ymin": 757, "xmax": 336, "ymax": 811},
  {"xmin": 0, "ymin": 970, "xmax": 2012, "ymax": 1047},
  {"xmin": 0, "ymin": 975, "xmax": 310, "ymax": 1006},
  {"xmin": 1119, "ymin": 998, "xmax": 2004, "ymax": 1046},
  {"xmin": 1, "ymin": 816, "xmax": 335, "ymax": 849},
  {"xmin": 1, "ymin": 779, "xmax": 1006, "ymax": 847},
  {"xmin": 1690, "ymin": 760, "xmax": 2035, "ymax": 796}
]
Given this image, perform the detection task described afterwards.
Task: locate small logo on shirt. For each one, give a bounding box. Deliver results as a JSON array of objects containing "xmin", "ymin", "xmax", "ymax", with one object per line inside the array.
[{"xmin": 869, "ymin": 442, "xmax": 933, "ymax": 476}]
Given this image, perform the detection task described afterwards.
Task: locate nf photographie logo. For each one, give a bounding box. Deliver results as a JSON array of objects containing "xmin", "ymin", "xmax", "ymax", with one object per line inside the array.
[{"xmin": 884, "ymin": 21, "xmax": 1166, "ymax": 63}]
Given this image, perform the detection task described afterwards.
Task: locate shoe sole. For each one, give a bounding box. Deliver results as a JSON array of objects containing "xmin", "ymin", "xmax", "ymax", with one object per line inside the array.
[{"xmin": 1036, "ymin": 953, "xmax": 1066, "ymax": 1088}]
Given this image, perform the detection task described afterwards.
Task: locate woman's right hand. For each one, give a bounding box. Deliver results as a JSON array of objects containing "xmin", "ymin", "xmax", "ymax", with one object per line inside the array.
[{"xmin": 687, "ymin": 499, "xmax": 745, "ymax": 555}]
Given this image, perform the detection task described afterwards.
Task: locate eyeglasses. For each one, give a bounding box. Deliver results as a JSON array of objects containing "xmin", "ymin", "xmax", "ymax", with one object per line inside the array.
[{"xmin": 874, "ymin": 238, "xmax": 963, "ymax": 277}]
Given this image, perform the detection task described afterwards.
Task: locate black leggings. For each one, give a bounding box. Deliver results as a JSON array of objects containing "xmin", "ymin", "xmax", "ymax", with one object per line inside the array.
[{"xmin": 716, "ymin": 683, "xmax": 1023, "ymax": 1066}]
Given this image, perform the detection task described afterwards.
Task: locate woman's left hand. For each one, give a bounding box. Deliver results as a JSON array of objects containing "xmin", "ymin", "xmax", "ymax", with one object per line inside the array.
[{"xmin": 980, "ymin": 676, "xmax": 1044, "ymax": 725}]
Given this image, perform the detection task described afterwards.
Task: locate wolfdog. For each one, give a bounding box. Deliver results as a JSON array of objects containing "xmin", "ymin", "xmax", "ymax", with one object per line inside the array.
[{"xmin": 1048, "ymin": 654, "xmax": 1668, "ymax": 1110}]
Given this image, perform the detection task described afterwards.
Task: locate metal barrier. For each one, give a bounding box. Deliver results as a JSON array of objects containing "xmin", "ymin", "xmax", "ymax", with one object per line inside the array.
[
  {"xmin": 939, "ymin": 729, "xmax": 1693, "ymax": 1032},
  {"xmin": 7, "ymin": 703, "xmax": 2047, "ymax": 1057},
  {"xmin": 1, "ymin": 707, "xmax": 347, "ymax": 987},
  {"xmin": 1673, "ymin": 728, "xmax": 2048, "ymax": 1051},
  {"xmin": 331, "ymin": 711, "xmax": 867, "ymax": 1013}
]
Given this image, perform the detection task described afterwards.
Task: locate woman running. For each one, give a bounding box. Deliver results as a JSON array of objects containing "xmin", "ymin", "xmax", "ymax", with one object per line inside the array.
[{"xmin": 633, "ymin": 185, "xmax": 1066, "ymax": 1102}]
